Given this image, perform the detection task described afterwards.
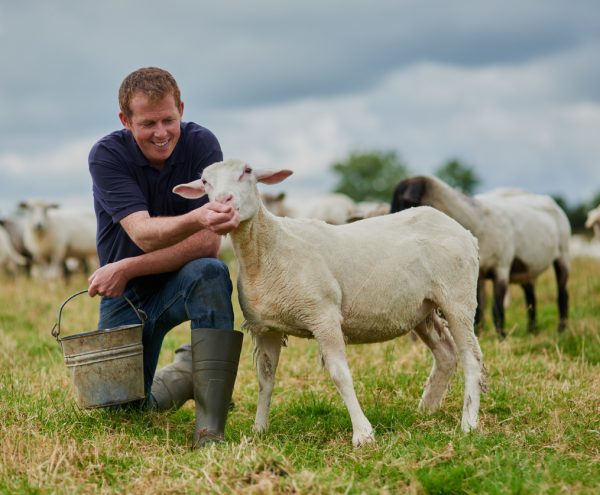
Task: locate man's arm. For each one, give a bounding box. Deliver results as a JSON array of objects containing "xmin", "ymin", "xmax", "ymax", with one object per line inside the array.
[
  {"xmin": 88, "ymin": 228, "xmax": 223, "ymax": 297},
  {"xmin": 121, "ymin": 200, "xmax": 239, "ymax": 252},
  {"xmin": 89, "ymin": 197, "xmax": 240, "ymax": 297}
]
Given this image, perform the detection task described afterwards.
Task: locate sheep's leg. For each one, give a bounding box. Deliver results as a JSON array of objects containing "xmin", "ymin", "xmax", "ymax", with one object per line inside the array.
[
  {"xmin": 474, "ymin": 277, "xmax": 486, "ymax": 333},
  {"xmin": 521, "ymin": 282, "xmax": 537, "ymax": 333},
  {"xmin": 415, "ymin": 313, "xmax": 458, "ymax": 413},
  {"xmin": 442, "ymin": 307, "xmax": 485, "ymax": 432},
  {"xmin": 491, "ymin": 278, "xmax": 508, "ymax": 339},
  {"xmin": 253, "ymin": 331, "xmax": 282, "ymax": 433},
  {"xmin": 314, "ymin": 327, "xmax": 374, "ymax": 447},
  {"xmin": 553, "ymin": 259, "xmax": 569, "ymax": 332}
]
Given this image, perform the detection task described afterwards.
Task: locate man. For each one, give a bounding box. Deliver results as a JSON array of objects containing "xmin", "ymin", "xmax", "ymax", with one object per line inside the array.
[{"xmin": 87, "ymin": 67, "xmax": 242, "ymax": 447}]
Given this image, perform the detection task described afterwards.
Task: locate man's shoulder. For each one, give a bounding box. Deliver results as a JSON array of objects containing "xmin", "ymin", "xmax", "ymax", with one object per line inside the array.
[
  {"xmin": 90, "ymin": 129, "xmax": 132, "ymax": 160},
  {"xmin": 181, "ymin": 121, "xmax": 219, "ymax": 143}
]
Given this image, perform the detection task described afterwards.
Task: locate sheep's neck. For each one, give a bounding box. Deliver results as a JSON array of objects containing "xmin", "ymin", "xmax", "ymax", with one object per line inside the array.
[
  {"xmin": 429, "ymin": 180, "xmax": 485, "ymax": 235},
  {"xmin": 229, "ymin": 204, "xmax": 278, "ymax": 278}
]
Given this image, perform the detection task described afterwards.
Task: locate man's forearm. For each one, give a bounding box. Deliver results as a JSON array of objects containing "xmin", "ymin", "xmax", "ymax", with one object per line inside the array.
[
  {"xmin": 121, "ymin": 201, "xmax": 239, "ymax": 253},
  {"xmin": 120, "ymin": 230, "xmax": 221, "ymax": 279},
  {"xmin": 122, "ymin": 210, "xmax": 203, "ymax": 252}
]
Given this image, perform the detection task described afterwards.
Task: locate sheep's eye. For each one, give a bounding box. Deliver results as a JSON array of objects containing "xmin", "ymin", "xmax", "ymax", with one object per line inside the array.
[{"xmin": 239, "ymin": 166, "xmax": 252, "ymax": 181}]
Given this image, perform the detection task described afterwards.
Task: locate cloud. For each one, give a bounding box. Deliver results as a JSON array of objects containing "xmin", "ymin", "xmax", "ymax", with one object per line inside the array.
[
  {"xmin": 0, "ymin": 138, "xmax": 95, "ymax": 214},
  {"xmin": 1, "ymin": 0, "xmax": 599, "ymax": 213}
]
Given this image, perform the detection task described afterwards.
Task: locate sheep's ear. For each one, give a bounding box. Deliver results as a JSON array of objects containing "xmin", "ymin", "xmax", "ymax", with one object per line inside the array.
[
  {"xmin": 172, "ymin": 179, "xmax": 207, "ymax": 199},
  {"xmin": 254, "ymin": 169, "xmax": 293, "ymax": 185}
]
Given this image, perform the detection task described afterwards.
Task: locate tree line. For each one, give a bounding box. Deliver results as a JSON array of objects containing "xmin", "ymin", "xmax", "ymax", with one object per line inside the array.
[{"xmin": 330, "ymin": 150, "xmax": 598, "ymax": 233}]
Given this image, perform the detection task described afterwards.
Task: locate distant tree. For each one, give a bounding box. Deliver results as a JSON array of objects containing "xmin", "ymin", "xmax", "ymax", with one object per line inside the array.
[
  {"xmin": 331, "ymin": 150, "xmax": 411, "ymax": 202},
  {"xmin": 434, "ymin": 159, "xmax": 481, "ymax": 195},
  {"xmin": 589, "ymin": 191, "xmax": 600, "ymax": 209},
  {"xmin": 552, "ymin": 195, "xmax": 589, "ymax": 233}
]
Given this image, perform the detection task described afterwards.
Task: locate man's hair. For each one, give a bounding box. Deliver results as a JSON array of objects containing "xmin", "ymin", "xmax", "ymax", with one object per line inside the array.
[{"xmin": 118, "ymin": 67, "xmax": 182, "ymax": 118}]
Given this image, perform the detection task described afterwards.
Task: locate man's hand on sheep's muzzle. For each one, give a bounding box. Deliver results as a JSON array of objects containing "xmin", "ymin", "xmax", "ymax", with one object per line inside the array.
[{"xmin": 195, "ymin": 200, "xmax": 240, "ymax": 235}]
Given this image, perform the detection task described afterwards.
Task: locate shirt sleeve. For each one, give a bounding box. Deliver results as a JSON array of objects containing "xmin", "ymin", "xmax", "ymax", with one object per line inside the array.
[
  {"xmin": 184, "ymin": 125, "xmax": 223, "ymax": 210},
  {"xmin": 89, "ymin": 141, "xmax": 148, "ymax": 223},
  {"xmin": 191, "ymin": 124, "xmax": 223, "ymax": 170}
]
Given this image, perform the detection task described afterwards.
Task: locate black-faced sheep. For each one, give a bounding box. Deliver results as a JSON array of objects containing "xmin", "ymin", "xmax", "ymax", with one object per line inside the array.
[{"xmin": 390, "ymin": 176, "xmax": 571, "ymax": 337}]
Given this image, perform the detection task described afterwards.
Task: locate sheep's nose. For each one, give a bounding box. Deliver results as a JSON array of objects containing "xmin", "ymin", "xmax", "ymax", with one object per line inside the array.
[{"xmin": 215, "ymin": 192, "xmax": 233, "ymax": 204}]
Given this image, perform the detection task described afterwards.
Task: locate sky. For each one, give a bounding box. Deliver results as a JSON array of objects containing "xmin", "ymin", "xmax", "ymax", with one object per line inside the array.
[{"xmin": 1, "ymin": 0, "xmax": 599, "ymax": 215}]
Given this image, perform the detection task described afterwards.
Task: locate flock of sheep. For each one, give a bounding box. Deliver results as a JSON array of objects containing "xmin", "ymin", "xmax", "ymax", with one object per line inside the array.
[
  {"xmin": 172, "ymin": 159, "xmax": 599, "ymax": 445},
  {"xmin": 0, "ymin": 199, "xmax": 97, "ymax": 279},
  {"xmin": 2, "ymin": 160, "xmax": 600, "ymax": 445}
]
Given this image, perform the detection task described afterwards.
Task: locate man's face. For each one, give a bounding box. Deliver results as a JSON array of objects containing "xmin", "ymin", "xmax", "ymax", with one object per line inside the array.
[{"xmin": 119, "ymin": 92, "xmax": 183, "ymax": 169}]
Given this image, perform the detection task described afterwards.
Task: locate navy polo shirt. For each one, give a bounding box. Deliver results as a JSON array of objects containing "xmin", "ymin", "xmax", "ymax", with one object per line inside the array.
[{"xmin": 88, "ymin": 121, "xmax": 223, "ymax": 290}]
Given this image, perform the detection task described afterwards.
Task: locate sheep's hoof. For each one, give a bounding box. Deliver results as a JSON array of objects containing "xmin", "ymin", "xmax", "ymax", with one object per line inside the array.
[
  {"xmin": 460, "ymin": 417, "xmax": 478, "ymax": 433},
  {"xmin": 352, "ymin": 430, "xmax": 375, "ymax": 447},
  {"xmin": 253, "ymin": 422, "xmax": 268, "ymax": 433},
  {"xmin": 418, "ymin": 399, "xmax": 442, "ymax": 414}
]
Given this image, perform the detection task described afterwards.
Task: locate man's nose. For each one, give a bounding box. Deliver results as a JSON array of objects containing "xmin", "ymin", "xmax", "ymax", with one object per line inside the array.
[{"xmin": 153, "ymin": 123, "xmax": 168, "ymax": 137}]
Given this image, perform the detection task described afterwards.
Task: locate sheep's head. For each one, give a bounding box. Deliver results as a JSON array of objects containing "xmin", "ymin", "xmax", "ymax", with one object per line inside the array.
[
  {"xmin": 173, "ymin": 159, "xmax": 293, "ymax": 222},
  {"xmin": 18, "ymin": 199, "xmax": 59, "ymax": 232}
]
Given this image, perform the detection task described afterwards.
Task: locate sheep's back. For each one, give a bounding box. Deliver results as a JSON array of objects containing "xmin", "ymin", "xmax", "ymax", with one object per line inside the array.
[{"xmin": 255, "ymin": 206, "xmax": 479, "ymax": 342}]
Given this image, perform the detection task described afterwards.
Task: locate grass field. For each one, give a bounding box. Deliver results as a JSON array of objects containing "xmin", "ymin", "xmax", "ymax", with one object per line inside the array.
[{"xmin": 1, "ymin": 257, "xmax": 599, "ymax": 494}]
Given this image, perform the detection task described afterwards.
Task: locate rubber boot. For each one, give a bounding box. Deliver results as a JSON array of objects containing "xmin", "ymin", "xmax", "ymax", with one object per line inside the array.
[
  {"xmin": 191, "ymin": 327, "xmax": 243, "ymax": 448},
  {"xmin": 149, "ymin": 344, "xmax": 193, "ymax": 411}
]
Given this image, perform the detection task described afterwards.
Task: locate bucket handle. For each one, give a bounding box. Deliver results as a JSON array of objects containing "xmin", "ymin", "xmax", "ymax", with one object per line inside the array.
[{"xmin": 51, "ymin": 289, "xmax": 147, "ymax": 341}]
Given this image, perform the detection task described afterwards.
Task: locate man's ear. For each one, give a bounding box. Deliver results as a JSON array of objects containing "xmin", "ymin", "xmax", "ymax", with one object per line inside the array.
[
  {"xmin": 119, "ymin": 111, "xmax": 131, "ymax": 129},
  {"xmin": 172, "ymin": 179, "xmax": 207, "ymax": 199}
]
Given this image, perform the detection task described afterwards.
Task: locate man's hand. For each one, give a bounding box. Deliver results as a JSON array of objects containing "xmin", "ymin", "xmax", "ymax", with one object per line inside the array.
[
  {"xmin": 197, "ymin": 199, "xmax": 240, "ymax": 235},
  {"xmin": 88, "ymin": 260, "xmax": 130, "ymax": 298}
]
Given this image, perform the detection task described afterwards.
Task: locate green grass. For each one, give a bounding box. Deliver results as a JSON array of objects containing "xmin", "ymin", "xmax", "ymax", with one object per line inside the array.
[{"xmin": 0, "ymin": 258, "xmax": 598, "ymax": 494}]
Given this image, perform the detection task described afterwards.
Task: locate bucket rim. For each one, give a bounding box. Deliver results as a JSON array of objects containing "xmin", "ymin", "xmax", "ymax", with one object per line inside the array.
[
  {"xmin": 52, "ymin": 289, "xmax": 146, "ymax": 341},
  {"xmin": 59, "ymin": 323, "xmax": 143, "ymax": 341}
]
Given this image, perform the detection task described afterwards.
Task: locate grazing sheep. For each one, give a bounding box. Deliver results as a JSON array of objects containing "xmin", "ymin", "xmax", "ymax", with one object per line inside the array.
[
  {"xmin": 391, "ymin": 176, "xmax": 571, "ymax": 336},
  {"xmin": 0, "ymin": 223, "xmax": 27, "ymax": 275},
  {"xmin": 0, "ymin": 215, "xmax": 32, "ymax": 274},
  {"xmin": 296, "ymin": 192, "xmax": 356, "ymax": 224},
  {"xmin": 260, "ymin": 192, "xmax": 294, "ymax": 217},
  {"xmin": 174, "ymin": 159, "xmax": 485, "ymax": 447},
  {"xmin": 19, "ymin": 199, "xmax": 98, "ymax": 280},
  {"xmin": 585, "ymin": 205, "xmax": 600, "ymax": 240},
  {"xmin": 348, "ymin": 201, "xmax": 391, "ymax": 222},
  {"xmin": 569, "ymin": 234, "xmax": 600, "ymax": 260}
]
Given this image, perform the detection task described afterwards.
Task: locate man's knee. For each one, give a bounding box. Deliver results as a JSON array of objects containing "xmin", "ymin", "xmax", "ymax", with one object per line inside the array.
[
  {"xmin": 181, "ymin": 258, "xmax": 231, "ymax": 286},
  {"xmin": 183, "ymin": 259, "xmax": 234, "ymax": 329}
]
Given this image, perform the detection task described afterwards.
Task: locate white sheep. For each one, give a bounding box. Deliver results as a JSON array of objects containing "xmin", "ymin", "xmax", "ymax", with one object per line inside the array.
[
  {"xmin": 569, "ymin": 234, "xmax": 600, "ymax": 260},
  {"xmin": 19, "ymin": 199, "xmax": 98, "ymax": 280},
  {"xmin": 585, "ymin": 205, "xmax": 600, "ymax": 241},
  {"xmin": 349, "ymin": 201, "xmax": 391, "ymax": 222},
  {"xmin": 391, "ymin": 176, "xmax": 571, "ymax": 336},
  {"xmin": 174, "ymin": 159, "xmax": 485, "ymax": 447},
  {"xmin": 0, "ymin": 223, "xmax": 27, "ymax": 275}
]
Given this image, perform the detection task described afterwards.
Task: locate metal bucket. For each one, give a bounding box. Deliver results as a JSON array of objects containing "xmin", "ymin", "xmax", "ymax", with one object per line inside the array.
[{"xmin": 51, "ymin": 289, "xmax": 147, "ymax": 408}]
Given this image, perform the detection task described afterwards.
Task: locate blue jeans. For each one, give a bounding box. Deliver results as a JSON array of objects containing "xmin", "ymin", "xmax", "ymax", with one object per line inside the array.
[{"xmin": 98, "ymin": 258, "xmax": 235, "ymax": 396}]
